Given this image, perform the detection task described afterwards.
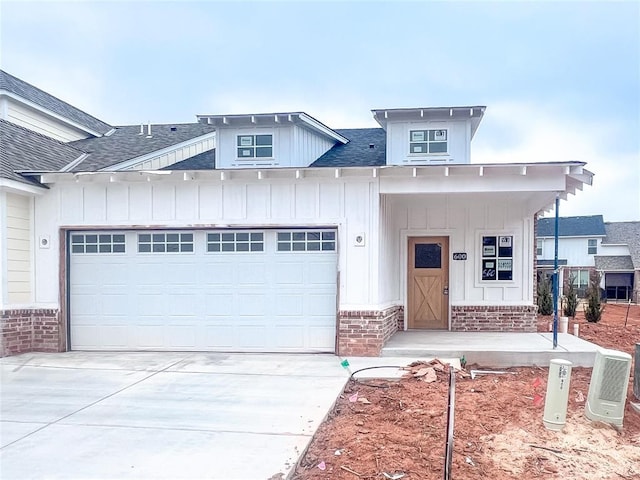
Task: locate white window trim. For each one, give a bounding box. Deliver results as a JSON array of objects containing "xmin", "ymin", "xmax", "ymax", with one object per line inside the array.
[
  {"xmin": 408, "ymin": 128, "xmax": 449, "ymax": 156},
  {"xmin": 476, "ymin": 231, "xmax": 517, "ymax": 284},
  {"xmin": 236, "ymin": 133, "xmax": 274, "ymax": 160}
]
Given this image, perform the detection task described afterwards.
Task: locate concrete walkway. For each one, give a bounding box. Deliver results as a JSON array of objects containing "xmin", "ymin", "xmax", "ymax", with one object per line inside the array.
[
  {"xmin": 0, "ymin": 352, "xmax": 351, "ymax": 480},
  {"xmin": 382, "ymin": 331, "xmax": 601, "ymax": 367}
]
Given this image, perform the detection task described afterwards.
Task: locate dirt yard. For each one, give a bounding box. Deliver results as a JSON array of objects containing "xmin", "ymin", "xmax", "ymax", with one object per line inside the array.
[{"xmin": 293, "ymin": 304, "xmax": 640, "ymax": 480}]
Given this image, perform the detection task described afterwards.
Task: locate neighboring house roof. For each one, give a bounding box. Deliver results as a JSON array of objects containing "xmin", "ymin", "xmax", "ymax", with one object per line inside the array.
[
  {"xmin": 536, "ymin": 215, "xmax": 606, "ymax": 237},
  {"xmin": 68, "ymin": 123, "xmax": 216, "ymax": 171},
  {"xmin": 602, "ymin": 221, "xmax": 640, "ymax": 269},
  {"xmin": 594, "ymin": 255, "xmax": 634, "ymax": 271},
  {"xmin": 537, "ymin": 259, "xmax": 568, "ymax": 266},
  {"xmin": 311, "ymin": 128, "xmax": 386, "ymax": 167},
  {"xmin": 0, "ymin": 119, "xmax": 85, "ymax": 185},
  {"xmin": 163, "ymin": 149, "xmax": 215, "ymax": 170},
  {"xmin": 0, "ymin": 70, "xmax": 113, "ymax": 136}
]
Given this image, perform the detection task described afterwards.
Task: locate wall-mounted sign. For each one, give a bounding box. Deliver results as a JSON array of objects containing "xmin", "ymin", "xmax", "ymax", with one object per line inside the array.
[{"xmin": 452, "ymin": 252, "xmax": 467, "ymax": 260}]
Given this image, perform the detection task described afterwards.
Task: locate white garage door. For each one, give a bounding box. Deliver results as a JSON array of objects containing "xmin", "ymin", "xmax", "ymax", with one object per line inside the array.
[{"xmin": 69, "ymin": 229, "xmax": 338, "ymax": 352}]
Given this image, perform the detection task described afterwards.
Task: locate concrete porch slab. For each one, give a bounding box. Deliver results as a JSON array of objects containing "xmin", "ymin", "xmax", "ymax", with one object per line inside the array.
[{"xmin": 381, "ymin": 331, "xmax": 601, "ymax": 368}]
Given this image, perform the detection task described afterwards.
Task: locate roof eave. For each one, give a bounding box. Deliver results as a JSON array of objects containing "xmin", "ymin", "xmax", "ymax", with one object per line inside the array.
[
  {"xmin": 0, "ymin": 90, "xmax": 108, "ymax": 137},
  {"xmin": 196, "ymin": 112, "xmax": 348, "ymax": 144},
  {"xmin": 372, "ymin": 106, "xmax": 487, "ymax": 130}
]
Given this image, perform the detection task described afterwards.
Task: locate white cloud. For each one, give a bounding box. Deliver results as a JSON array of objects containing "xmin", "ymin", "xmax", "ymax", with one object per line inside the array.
[
  {"xmin": 473, "ymin": 101, "xmax": 639, "ymax": 221},
  {"xmin": 204, "ymin": 88, "xmax": 380, "ymax": 129}
]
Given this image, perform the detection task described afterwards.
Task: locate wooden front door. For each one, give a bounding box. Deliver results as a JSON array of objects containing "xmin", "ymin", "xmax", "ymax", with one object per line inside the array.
[{"xmin": 408, "ymin": 236, "xmax": 449, "ymax": 329}]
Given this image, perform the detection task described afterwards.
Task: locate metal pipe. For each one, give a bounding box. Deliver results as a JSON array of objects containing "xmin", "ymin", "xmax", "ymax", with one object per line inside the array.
[
  {"xmin": 553, "ymin": 195, "xmax": 560, "ymax": 348},
  {"xmin": 444, "ymin": 368, "xmax": 456, "ymax": 480}
]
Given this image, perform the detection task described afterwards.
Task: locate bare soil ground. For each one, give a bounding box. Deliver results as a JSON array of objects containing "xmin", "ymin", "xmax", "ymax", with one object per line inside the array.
[{"xmin": 293, "ymin": 304, "xmax": 640, "ymax": 480}]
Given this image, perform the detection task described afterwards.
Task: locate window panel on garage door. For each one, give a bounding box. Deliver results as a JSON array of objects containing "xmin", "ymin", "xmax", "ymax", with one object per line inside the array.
[
  {"xmin": 138, "ymin": 232, "xmax": 194, "ymax": 253},
  {"xmin": 206, "ymin": 231, "xmax": 264, "ymax": 252},
  {"xmin": 69, "ymin": 229, "xmax": 338, "ymax": 352},
  {"xmin": 276, "ymin": 230, "xmax": 336, "ymax": 252}
]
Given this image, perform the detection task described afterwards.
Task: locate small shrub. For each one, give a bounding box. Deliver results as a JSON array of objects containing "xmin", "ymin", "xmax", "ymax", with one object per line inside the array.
[
  {"xmin": 562, "ymin": 275, "xmax": 579, "ymax": 318},
  {"xmin": 584, "ymin": 271, "xmax": 604, "ymax": 323},
  {"xmin": 537, "ymin": 276, "xmax": 553, "ymax": 316}
]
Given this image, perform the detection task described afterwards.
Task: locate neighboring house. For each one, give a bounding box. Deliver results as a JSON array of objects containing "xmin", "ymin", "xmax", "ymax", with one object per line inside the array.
[
  {"xmin": 1, "ymin": 70, "xmax": 594, "ymax": 357},
  {"xmin": 596, "ymin": 222, "xmax": 640, "ymax": 302},
  {"xmin": 536, "ymin": 215, "xmax": 606, "ymax": 297},
  {"xmin": 536, "ymin": 216, "xmax": 639, "ymax": 302}
]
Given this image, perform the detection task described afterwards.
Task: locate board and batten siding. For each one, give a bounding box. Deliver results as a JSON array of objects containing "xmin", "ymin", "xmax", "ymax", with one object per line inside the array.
[
  {"xmin": 386, "ymin": 120, "xmax": 471, "ymax": 165},
  {"xmin": 33, "ymin": 177, "xmax": 379, "ymax": 308},
  {"xmin": 379, "ymin": 193, "xmax": 535, "ymax": 306},
  {"xmin": 216, "ymin": 125, "xmax": 335, "ymax": 169},
  {"xmin": 292, "ymin": 125, "xmax": 336, "ymax": 167},
  {"xmin": 126, "ymin": 137, "xmax": 215, "ymax": 171},
  {"xmin": 5, "ymin": 193, "xmax": 32, "ymax": 304},
  {"xmin": 6, "ymin": 99, "xmax": 90, "ymax": 142}
]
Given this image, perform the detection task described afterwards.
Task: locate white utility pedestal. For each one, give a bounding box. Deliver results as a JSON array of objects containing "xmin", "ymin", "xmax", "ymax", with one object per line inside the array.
[{"xmin": 543, "ymin": 359, "xmax": 573, "ymax": 431}]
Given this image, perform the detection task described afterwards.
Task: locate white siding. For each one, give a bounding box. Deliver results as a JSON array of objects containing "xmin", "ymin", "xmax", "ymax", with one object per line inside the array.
[
  {"xmin": 6, "ymin": 193, "xmax": 32, "ymax": 304},
  {"xmin": 6, "ymin": 98, "xmax": 90, "ymax": 142},
  {"xmin": 216, "ymin": 125, "xmax": 334, "ymax": 169},
  {"xmin": 386, "ymin": 119, "xmax": 471, "ymax": 165},
  {"xmin": 537, "ymin": 237, "xmax": 602, "ymax": 266},
  {"xmin": 379, "ymin": 193, "xmax": 534, "ymax": 307},
  {"xmin": 127, "ymin": 137, "xmax": 215, "ymax": 170},
  {"xmin": 599, "ymin": 244, "xmax": 630, "ymax": 256},
  {"xmin": 292, "ymin": 125, "xmax": 335, "ymax": 167},
  {"xmin": 33, "ymin": 177, "xmax": 378, "ymax": 308}
]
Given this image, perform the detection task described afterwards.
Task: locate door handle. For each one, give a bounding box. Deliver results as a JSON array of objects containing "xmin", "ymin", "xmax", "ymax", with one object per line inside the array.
[{"xmin": 443, "ymin": 286, "xmax": 449, "ymax": 296}]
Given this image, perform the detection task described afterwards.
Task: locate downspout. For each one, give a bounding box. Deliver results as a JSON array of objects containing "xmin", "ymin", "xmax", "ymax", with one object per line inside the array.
[{"xmin": 553, "ymin": 195, "xmax": 560, "ymax": 349}]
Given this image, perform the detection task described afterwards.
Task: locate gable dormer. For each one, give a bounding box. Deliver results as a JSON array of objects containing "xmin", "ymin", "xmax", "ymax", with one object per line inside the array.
[
  {"xmin": 196, "ymin": 112, "xmax": 348, "ymax": 169},
  {"xmin": 372, "ymin": 106, "xmax": 485, "ymax": 165}
]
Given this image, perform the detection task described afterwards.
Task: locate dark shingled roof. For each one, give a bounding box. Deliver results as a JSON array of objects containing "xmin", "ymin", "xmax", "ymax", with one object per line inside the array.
[
  {"xmin": 537, "ymin": 259, "xmax": 568, "ymax": 266},
  {"xmin": 311, "ymin": 128, "xmax": 386, "ymax": 167},
  {"xmin": 162, "ymin": 149, "xmax": 215, "ymax": 170},
  {"xmin": 0, "ymin": 119, "xmax": 85, "ymax": 185},
  {"xmin": 602, "ymin": 221, "xmax": 640, "ymax": 269},
  {"xmin": 0, "ymin": 70, "xmax": 113, "ymax": 135},
  {"xmin": 594, "ymin": 255, "xmax": 634, "ymax": 271},
  {"xmin": 537, "ymin": 215, "xmax": 606, "ymax": 237},
  {"xmin": 68, "ymin": 123, "xmax": 216, "ymax": 171}
]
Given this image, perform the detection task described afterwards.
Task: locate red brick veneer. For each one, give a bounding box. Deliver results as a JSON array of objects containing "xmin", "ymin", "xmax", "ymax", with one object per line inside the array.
[
  {"xmin": 451, "ymin": 305, "xmax": 537, "ymax": 332},
  {"xmin": 1, "ymin": 309, "xmax": 62, "ymax": 357},
  {"xmin": 338, "ymin": 305, "xmax": 402, "ymax": 356}
]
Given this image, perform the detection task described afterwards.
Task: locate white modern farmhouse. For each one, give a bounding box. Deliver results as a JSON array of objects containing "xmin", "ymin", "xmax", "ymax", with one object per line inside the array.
[{"xmin": 0, "ymin": 70, "xmax": 594, "ymax": 357}]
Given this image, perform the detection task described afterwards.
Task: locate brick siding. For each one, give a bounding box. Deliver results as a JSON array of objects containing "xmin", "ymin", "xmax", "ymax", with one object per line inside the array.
[
  {"xmin": 1, "ymin": 309, "xmax": 62, "ymax": 357},
  {"xmin": 451, "ymin": 305, "xmax": 537, "ymax": 332},
  {"xmin": 338, "ymin": 306, "xmax": 402, "ymax": 356}
]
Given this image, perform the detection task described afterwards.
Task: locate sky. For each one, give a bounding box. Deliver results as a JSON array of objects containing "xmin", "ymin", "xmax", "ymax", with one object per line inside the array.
[{"xmin": 1, "ymin": 1, "xmax": 638, "ymax": 221}]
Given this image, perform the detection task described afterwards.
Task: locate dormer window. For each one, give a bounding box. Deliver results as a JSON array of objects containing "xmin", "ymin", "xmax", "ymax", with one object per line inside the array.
[
  {"xmin": 409, "ymin": 129, "xmax": 447, "ymax": 154},
  {"xmin": 237, "ymin": 134, "xmax": 273, "ymax": 158}
]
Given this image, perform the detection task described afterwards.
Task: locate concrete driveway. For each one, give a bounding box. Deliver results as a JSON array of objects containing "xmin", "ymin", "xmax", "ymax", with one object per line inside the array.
[{"xmin": 0, "ymin": 352, "xmax": 349, "ymax": 479}]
